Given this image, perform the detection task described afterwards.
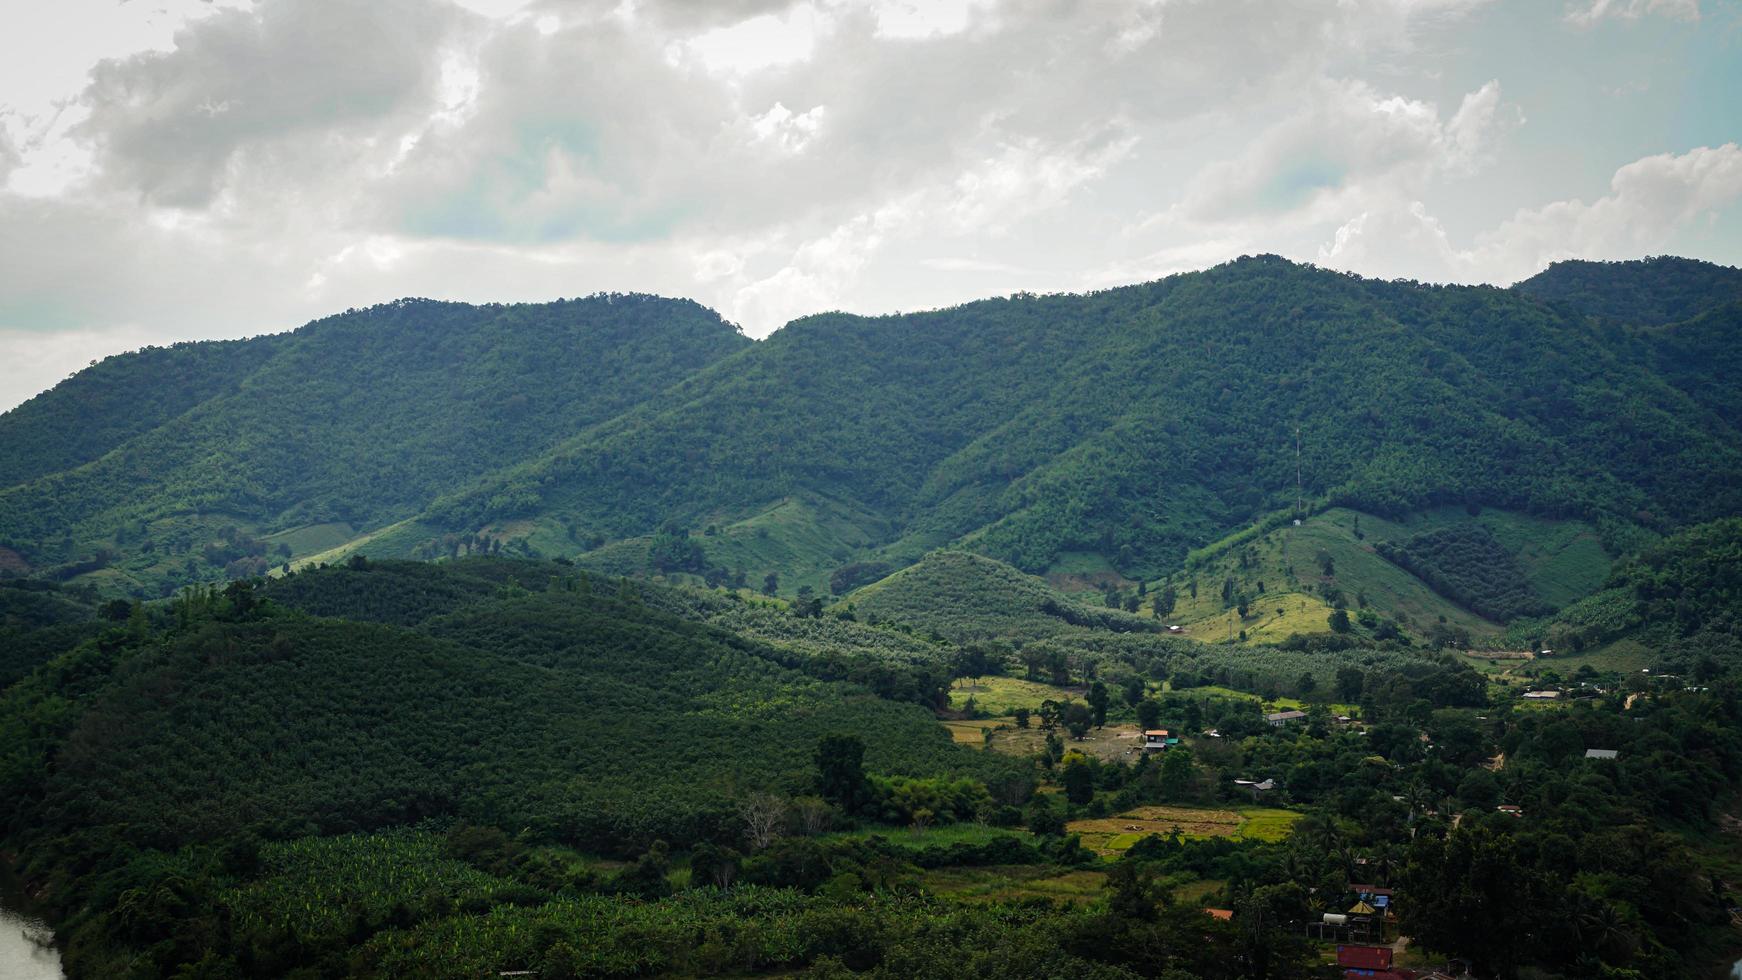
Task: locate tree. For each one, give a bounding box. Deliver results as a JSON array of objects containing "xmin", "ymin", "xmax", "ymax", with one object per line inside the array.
[
  {"xmin": 762, "ymin": 572, "xmax": 779, "ymax": 595},
  {"xmin": 1038, "ymin": 699, "xmax": 1062, "ymax": 730},
  {"xmin": 1137, "ymin": 699, "xmax": 1163, "ymax": 731},
  {"xmin": 1064, "ymin": 702, "xmax": 1093, "ymax": 740},
  {"xmin": 955, "ymin": 645, "xmax": 993, "ymax": 683},
  {"xmin": 1123, "ymin": 677, "xmax": 1146, "ymax": 707},
  {"xmin": 1061, "ymin": 753, "xmax": 1094, "ymax": 804},
  {"xmin": 738, "ymin": 793, "xmax": 787, "ymax": 850},
  {"xmin": 1087, "ymin": 682, "xmax": 1110, "ymax": 727},
  {"xmin": 1335, "ymin": 666, "xmax": 1365, "ymax": 701},
  {"xmin": 1013, "ymin": 707, "xmax": 1031, "ymax": 729},
  {"xmin": 1028, "ymin": 800, "xmax": 1066, "ymax": 836},
  {"xmin": 1158, "ymin": 748, "xmax": 1194, "ymax": 800},
  {"xmin": 1105, "ymin": 860, "xmax": 1163, "ymax": 921},
  {"xmin": 689, "ymin": 842, "xmax": 740, "ymax": 889},
  {"xmin": 792, "ymin": 796, "xmax": 833, "ymax": 836},
  {"xmin": 1328, "ymin": 608, "xmax": 1351, "ymax": 633},
  {"xmin": 814, "ymin": 734, "xmax": 866, "ymax": 814}
]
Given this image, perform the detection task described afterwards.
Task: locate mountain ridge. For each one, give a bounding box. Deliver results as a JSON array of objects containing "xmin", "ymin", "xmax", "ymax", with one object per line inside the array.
[{"xmin": 3, "ymin": 255, "xmax": 1741, "ymax": 600}]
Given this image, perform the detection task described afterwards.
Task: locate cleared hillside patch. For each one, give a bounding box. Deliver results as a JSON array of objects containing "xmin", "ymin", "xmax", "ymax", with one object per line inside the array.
[{"xmin": 1158, "ymin": 508, "xmax": 1499, "ymax": 643}]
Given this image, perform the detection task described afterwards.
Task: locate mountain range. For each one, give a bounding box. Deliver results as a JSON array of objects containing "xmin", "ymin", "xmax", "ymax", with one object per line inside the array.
[{"xmin": 3, "ymin": 254, "xmax": 1740, "ymax": 632}]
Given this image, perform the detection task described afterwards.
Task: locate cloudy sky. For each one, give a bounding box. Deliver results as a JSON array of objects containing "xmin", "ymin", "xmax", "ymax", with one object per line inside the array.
[{"xmin": 2, "ymin": 0, "xmax": 1739, "ymax": 409}]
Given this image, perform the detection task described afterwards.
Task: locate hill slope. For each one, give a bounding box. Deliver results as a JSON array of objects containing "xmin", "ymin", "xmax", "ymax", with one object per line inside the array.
[
  {"xmin": 1513, "ymin": 255, "xmax": 1742, "ymax": 325},
  {"xmin": 428, "ymin": 256, "xmax": 1742, "ymax": 580},
  {"xmin": 0, "ymin": 295, "xmax": 750, "ymax": 592},
  {"xmin": 4, "ymin": 256, "xmax": 1742, "ymax": 601}
]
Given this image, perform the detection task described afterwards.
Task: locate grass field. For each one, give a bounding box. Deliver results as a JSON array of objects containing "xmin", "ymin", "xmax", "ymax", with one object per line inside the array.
[
  {"xmin": 1042, "ymin": 550, "xmax": 1133, "ymax": 594},
  {"xmin": 264, "ymin": 521, "xmax": 357, "ymax": 557},
  {"xmin": 923, "ymin": 865, "xmax": 1107, "ymax": 904},
  {"xmin": 1178, "ymin": 591, "xmax": 1336, "ymax": 643},
  {"xmin": 819, "ymin": 823, "xmax": 1036, "ymax": 851},
  {"xmin": 287, "ymin": 518, "xmax": 425, "ymax": 571},
  {"xmin": 948, "ymin": 676, "xmax": 1084, "ymax": 715},
  {"xmin": 1066, "ymin": 805, "xmax": 1300, "ymax": 855},
  {"xmin": 1163, "ymin": 684, "xmax": 1360, "ymax": 718},
  {"xmin": 569, "ymin": 494, "xmax": 890, "ymax": 597},
  {"xmin": 1400, "ymin": 505, "xmax": 1612, "ymax": 608}
]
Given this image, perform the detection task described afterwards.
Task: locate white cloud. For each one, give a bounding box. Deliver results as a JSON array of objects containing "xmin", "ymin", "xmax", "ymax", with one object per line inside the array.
[
  {"xmin": 668, "ymin": 3, "xmax": 827, "ymax": 75},
  {"xmin": 1318, "ymin": 143, "xmax": 1742, "ymax": 282},
  {"xmin": 1177, "ymin": 79, "xmax": 1518, "ymax": 224},
  {"xmin": 1565, "ymin": 0, "xmax": 1700, "ymax": 26}
]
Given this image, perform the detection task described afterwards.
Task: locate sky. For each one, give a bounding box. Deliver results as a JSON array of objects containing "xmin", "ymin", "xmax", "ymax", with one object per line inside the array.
[{"xmin": 1, "ymin": 0, "xmax": 1739, "ymax": 410}]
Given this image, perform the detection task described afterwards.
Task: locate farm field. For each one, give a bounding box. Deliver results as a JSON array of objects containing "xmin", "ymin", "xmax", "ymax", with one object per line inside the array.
[
  {"xmin": 923, "ymin": 865, "xmax": 1107, "ymax": 904},
  {"xmin": 1163, "ymin": 683, "xmax": 1361, "ymax": 719},
  {"xmin": 818, "ymin": 823, "xmax": 1036, "ymax": 852},
  {"xmin": 1066, "ymin": 805, "xmax": 1301, "ymax": 855}
]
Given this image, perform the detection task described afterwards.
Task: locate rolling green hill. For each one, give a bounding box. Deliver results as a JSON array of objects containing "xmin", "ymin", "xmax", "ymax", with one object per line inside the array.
[
  {"xmin": 0, "ymin": 558, "xmax": 1021, "ymax": 973},
  {"xmin": 844, "ymin": 550, "xmax": 1162, "ymax": 643}
]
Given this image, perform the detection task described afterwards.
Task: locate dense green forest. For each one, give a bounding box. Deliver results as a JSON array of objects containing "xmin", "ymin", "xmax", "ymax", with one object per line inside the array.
[{"xmin": 0, "ymin": 294, "xmax": 748, "ymax": 590}]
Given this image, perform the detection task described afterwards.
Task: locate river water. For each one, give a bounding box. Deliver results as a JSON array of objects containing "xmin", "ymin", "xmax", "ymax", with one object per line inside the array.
[
  {"xmin": 0, "ymin": 908, "xmax": 60, "ymax": 980},
  {"xmin": 0, "ymin": 868, "xmax": 62, "ymax": 980}
]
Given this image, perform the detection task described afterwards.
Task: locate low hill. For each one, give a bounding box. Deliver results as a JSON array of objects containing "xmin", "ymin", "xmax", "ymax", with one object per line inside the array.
[
  {"xmin": 1149, "ymin": 507, "xmax": 1612, "ymax": 647},
  {"xmin": 427, "ymin": 255, "xmax": 1742, "ymax": 585},
  {"xmin": 0, "ymin": 336, "xmax": 287, "ymax": 489},
  {"xmin": 845, "ymin": 550, "xmax": 1162, "ymax": 643}
]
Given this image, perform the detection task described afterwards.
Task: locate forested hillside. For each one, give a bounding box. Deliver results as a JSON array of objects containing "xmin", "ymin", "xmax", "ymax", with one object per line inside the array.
[
  {"xmin": 2, "ymin": 256, "xmax": 1740, "ymax": 604},
  {"xmin": 0, "ymin": 295, "xmax": 749, "ymax": 591},
  {"xmin": 426, "ymin": 256, "xmax": 1742, "ymax": 586},
  {"xmin": 1514, "ymin": 255, "xmax": 1742, "ymax": 325},
  {"xmin": 0, "ymin": 336, "xmax": 287, "ymax": 488}
]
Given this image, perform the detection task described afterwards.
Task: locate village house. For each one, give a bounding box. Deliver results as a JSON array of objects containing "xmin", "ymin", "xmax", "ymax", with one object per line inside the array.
[
  {"xmin": 1337, "ymin": 943, "xmax": 1401, "ymax": 979},
  {"xmin": 1265, "ymin": 709, "xmax": 1308, "ymax": 727},
  {"xmin": 1140, "ymin": 729, "xmax": 1179, "ymax": 751},
  {"xmin": 1584, "ymin": 748, "xmax": 1618, "ymax": 760},
  {"xmin": 1521, "ymin": 690, "xmax": 1561, "ymax": 701}
]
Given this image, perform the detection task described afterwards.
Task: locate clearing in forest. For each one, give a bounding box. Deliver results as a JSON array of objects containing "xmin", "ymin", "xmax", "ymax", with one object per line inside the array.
[{"xmin": 1067, "ymin": 805, "xmax": 1300, "ymax": 855}]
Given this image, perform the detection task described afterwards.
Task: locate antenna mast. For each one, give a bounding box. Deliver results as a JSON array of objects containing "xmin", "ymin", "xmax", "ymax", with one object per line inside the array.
[{"xmin": 1295, "ymin": 427, "xmax": 1303, "ymax": 517}]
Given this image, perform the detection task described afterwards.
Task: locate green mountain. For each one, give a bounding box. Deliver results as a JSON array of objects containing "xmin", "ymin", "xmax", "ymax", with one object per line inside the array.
[
  {"xmin": 0, "ymin": 295, "xmax": 749, "ymax": 591},
  {"xmin": 3, "ymin": 256, "xmax": 1741, "ymax": 611},
  {"xmin": 425, "ymin": 255, "xmax": 1742, "ymax": 582}
]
